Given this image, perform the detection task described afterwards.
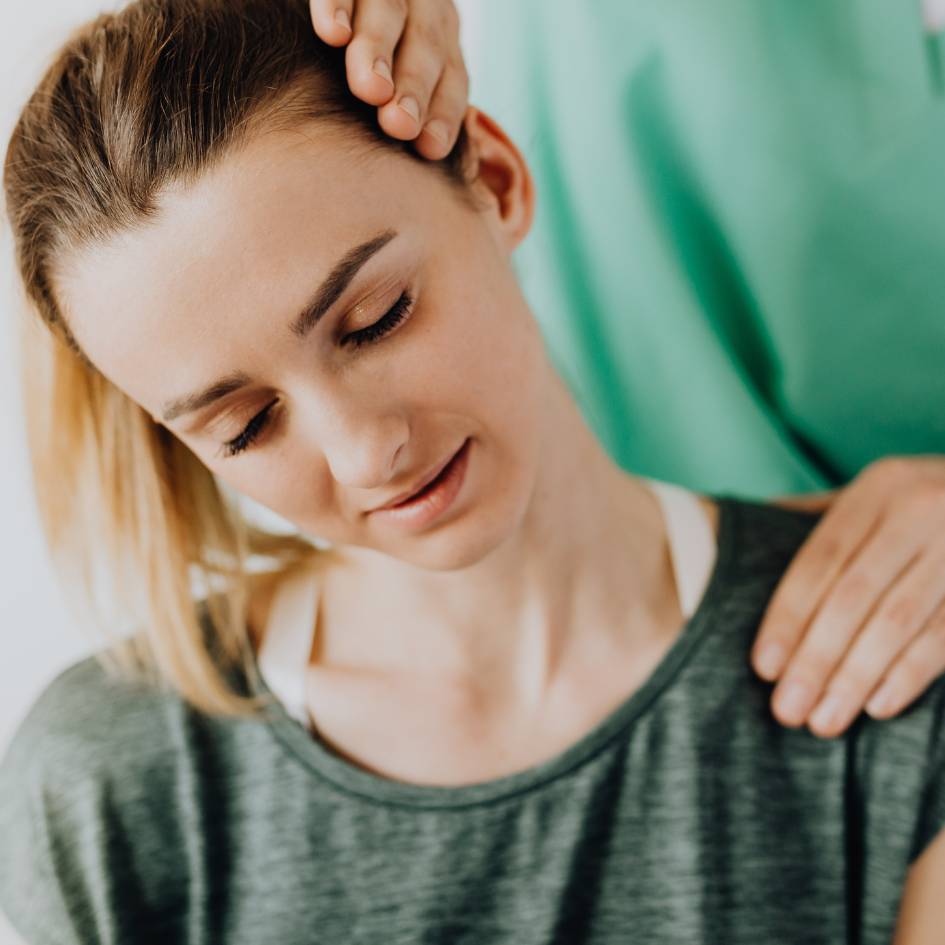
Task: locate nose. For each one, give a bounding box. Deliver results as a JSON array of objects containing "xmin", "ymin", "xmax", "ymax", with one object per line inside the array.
[{"xmin": 308, "ymin": 389, "xmax": 410, "ymax": 492}]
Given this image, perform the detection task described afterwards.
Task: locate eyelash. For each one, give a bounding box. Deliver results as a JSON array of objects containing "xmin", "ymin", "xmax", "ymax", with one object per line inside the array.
[
  {"xmin": 222, "ymin": 290, "xmax": 415, "ymax": 458},
  {"xmin": 342, "ymin": 289, "xmax": 414, "ymax": 349}
]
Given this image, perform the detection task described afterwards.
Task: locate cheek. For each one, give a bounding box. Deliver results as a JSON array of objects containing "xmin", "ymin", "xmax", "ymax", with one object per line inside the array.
[
  {"xmin": 204, "ymin": 445, "xmax": 337, "ymax": 529},
  {"xmin": 414, "ymin": 253, "xmax": 545, "ymax": 421},
  {"xmin": 436, "ymin": 293, "xmax": 546, "ymax": 436}
]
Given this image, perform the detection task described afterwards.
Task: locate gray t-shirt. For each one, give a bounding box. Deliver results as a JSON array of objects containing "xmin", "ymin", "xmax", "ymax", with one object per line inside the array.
[{"xmin": 2, "ymin": 497, "xmax": 944, "ymax": 944}]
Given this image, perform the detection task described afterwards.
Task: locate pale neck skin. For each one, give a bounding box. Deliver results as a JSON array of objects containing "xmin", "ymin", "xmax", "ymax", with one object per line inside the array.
[
  {"xmin": 315, "ymin": 366, "xmax": 698, "ymax": 714},
  {"xmin": 58, "ymin": 106, "xmax": 716, "ymax": 720}
]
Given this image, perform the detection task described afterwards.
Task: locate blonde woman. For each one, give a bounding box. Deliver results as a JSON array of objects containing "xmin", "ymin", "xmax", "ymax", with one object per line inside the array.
[{"xmin": 0, "ymin": 0, "xmax": 942, "ymax": 942}]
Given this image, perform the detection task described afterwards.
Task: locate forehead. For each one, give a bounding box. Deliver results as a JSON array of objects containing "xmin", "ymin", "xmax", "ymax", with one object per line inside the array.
[{"xmin": 56, "ymin": 124, "xmax": 444, "ymax": 413}]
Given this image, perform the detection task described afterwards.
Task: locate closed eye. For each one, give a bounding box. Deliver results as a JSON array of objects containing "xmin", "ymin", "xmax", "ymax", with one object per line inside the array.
[
  {"xmin": 342, "ymin": 290, "xmax": 414, "ymax": 348},
  {"xmin": 221, "ymin": 290, "xmax": 415, "ymax": 458},
  {"xmin": 222, "ymin": 399, "xmax": 278, "ymax": 458}
]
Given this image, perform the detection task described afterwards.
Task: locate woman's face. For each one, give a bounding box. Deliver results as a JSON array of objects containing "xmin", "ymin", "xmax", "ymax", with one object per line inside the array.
[{"xmin": 57, "ymin": 110, "xmax": 549, "ymax": 571}]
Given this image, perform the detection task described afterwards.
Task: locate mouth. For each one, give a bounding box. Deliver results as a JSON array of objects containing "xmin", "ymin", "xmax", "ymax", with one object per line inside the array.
[{"xmin": 371, "ymin": 439, "xmax": 470, "ymax": 512}]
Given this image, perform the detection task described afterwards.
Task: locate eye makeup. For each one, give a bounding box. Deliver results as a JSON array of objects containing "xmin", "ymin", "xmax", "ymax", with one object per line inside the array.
[
  {"xmin": 342, "ymin": 289, "xmax": 414, "ymax": 349},
  {"xmin": 220, "ymin": 288, "xmax": 416, "ymax": 458}
]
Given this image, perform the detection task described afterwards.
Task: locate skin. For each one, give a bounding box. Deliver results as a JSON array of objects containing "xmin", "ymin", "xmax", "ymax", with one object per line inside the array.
[{"xmin": 308, "ymin": 0, "xmax": 945, "ymax": 744}]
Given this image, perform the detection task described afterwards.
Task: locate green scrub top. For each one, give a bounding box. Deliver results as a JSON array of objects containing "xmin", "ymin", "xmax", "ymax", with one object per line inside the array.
[{"xmin": 467, "ymin": 0, "xmax": 945, "ymax": 498}]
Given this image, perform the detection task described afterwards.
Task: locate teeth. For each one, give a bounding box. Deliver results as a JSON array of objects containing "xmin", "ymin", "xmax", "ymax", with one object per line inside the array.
[
  {"xmin": 409, "ymin": 466, "xmax": 445, "ymax": 501},
  {"xmin": 404, "ymin": 453, "xmax": 454, "ymax": 504}
]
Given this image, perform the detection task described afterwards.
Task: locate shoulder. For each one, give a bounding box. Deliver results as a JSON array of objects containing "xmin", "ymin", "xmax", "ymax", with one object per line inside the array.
[
  {"xmin": 0, "ymin": 647, "xmax": 193, "ymax": 859},
  {"xmin": 717, "ymin": 497, "xmax": 945, "ymax": 803},
  {"xmin": 702, "ymin": 495, "xmax": 821, "ymax": 630},
  {"xmin": 0, "ymin": 649, "xmax": 177, "ymax": 789},
  {"xmin": 0, "ymin": 650, "xmax": 185, "ymax": 943},
  {"xmin": 719, "ymin": 495, "xmax": 822, "ymax": 576},
  {"xmin": 853, "ymin": 668, "xmax": 945, "ymax": 866}
]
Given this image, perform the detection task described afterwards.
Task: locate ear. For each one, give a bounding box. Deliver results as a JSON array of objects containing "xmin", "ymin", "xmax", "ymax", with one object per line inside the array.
[{"xmin": 460, "ymin": 107, "xmax": 535, "ymax": 252}]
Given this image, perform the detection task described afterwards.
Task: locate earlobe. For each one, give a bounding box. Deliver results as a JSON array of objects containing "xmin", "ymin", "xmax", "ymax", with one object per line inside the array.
[{"xmin": 461, "ymin": 107, "xmax": 535, "ymax": 251}]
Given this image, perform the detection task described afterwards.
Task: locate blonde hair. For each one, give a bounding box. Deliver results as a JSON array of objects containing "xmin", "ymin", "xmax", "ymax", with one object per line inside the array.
[{"xmin": 4, "ymin": 0, "xmax": 470, "ymax": 717}]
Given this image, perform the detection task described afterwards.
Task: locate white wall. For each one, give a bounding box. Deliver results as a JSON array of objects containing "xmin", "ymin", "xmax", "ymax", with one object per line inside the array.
[
  {"xmin": 0, "ymin": 0, "xmax": 123, "ymax": 755},
  {"xmin": 0, "ymin": 8, "xmax": 142, "ymax": 943},
  {"xmin": 0, "ymin": 3, "xmax": 480, "ymax": 941}
]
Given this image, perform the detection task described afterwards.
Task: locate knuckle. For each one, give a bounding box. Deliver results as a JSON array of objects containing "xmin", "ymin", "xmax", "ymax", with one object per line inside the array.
[
  {"xmin": 433, "ymin": 74, "xmax": 469, "ymax": 111},
  {"xmin": 832, "ymin": 571, "xmax": 873, "ymax": 610},
  {"xmin": 349, "ymin": 32, "xmax": 390, "ymax": 56},
  {"xmin": 880, "ymin": 594, "xmax": 920, "ymax": 637},
  {"xmin": 811, "ymin": 533, "xmax": 845, "ymax": 569},
  {"xmin": 396, "ymin": 57, "xmax": 441, "ymax": 92},
  {"xmin": 762, "ymin": 599, "xmax": 805, "ymax": 643},
  {"xmin": 386, "ymin": 0, "xmax": 409, "ymax": 17},
  {"xmin": 791, "ymin": 647, "xmax": 837, "ymax": 684},
  {"xmin": 408, "ymin": 14, "xmax": 444, "ymax": 50},
  {"xmin": 895, "ymin": 649, "xmax": 929, "ymax": 690},
  {"xmin": 910, "ymin": 482, "xmax": 945, "ymax": 516}
]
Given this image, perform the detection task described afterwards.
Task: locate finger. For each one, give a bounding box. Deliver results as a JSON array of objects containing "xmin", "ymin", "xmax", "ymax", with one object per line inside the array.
[
  {"xmin": 865, "ymin": 597, "xmax": 945, "ymax": 719},
  {"xmin": 413, "ymin": 55, "xmax": 470, "ymax": 159},
  {"xmin": 377, "ymin": 19, "xmax": 450, "ymax": 140},
  {"xmin": 343, "ymin": 1, "xmax": 411, "ymax": 107},
  {"xmin": 770, "ymin": 490, "xmax": 838, "ymax": 513},
  {"xmin": 310, "ymin": 0, "xmax": 355, "ymax": 46},
  {"xmin": 864, "ymin": 604, "xmax": 945, "ymax": 720},
  {"xmin": 805, "ymin": 550, "xmax": 945, "ymax": 737},
  {"xmin": 752, "ymin": 486, "xmax": 879, "ymax": 682},
  {"xmin": 770, "ymin": 517, "xmax": 918, "ymax": 727}
]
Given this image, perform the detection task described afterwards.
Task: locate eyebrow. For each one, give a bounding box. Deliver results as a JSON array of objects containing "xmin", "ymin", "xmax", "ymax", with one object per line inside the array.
[{"xmin": 160, "ymin": 229, "xmax": 398, "ymax": 423}]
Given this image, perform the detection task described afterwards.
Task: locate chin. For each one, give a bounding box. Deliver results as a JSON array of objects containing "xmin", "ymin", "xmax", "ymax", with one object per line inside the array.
[{"xmin": 387, "ymin": 490, "xmax": 533, "ymax": 574}]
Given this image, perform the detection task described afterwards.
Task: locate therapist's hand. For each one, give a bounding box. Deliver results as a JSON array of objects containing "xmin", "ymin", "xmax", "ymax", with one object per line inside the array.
[
  {"xmin": 752, "ymin": 456, "xmax": 945, "ymax": 738},
  {"xmin": 310, "ymin": 0, "xmax": 469, "ymax": 160}
]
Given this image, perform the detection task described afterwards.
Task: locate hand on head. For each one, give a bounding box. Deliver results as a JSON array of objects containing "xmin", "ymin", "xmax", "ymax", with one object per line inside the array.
[{"xmin": 309, "ymin": 0, "xmax": 470, "ymax": 160}]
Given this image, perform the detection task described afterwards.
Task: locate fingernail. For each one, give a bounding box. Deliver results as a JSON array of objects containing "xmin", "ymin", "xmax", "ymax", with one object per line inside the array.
[
  {"xmin": 397, "ymin": 95, "xmax": 420, "ymax": 123},
  {"xmin": 334, "ymin": 8, "xmax": 351, "ymax": 31},
  {"xmin": 373, "ymin": 58, "xmax": 393, "ymax": 85},
  {"xmin": 775, "ymin": 680, "xmax": 814, "ymax": 726},
  {"xmin": 808, "ymin": 693, "xmax": 848, "ymax": 734},
  {"xmin": 424, "ymin": 120, "xmax": 449, "ymax": 147},
  {"xmin": 866, "ymin": 685, "xmax": 897, "ymax": 718},
  {"xmin": 754, "ymin": 642, "xmax": 786, "ymax": 680}
]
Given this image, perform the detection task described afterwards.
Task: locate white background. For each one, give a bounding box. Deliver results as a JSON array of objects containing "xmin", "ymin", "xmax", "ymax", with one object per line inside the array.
[{"xmin": 0, "ymin": 4, "xmax": 480, "ymax": 940}]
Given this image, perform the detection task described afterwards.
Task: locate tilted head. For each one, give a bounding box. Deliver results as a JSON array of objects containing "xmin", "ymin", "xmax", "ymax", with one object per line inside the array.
[{"xmin": 5, "ymin": 0, "xmax": 544, "ymax": 714}]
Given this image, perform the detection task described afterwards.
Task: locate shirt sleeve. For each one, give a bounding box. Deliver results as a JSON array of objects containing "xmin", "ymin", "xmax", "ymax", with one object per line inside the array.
[
  {"xmin": 0, "ymin": 659, "xmax": 130, "ymax": 945},
  {"xmin": 0, "ymin": 750, "xmax": 86, "ymax": 945},
  {"xmin": 1, "ymin": 658, "xmax": 191, "ymax": 945}
]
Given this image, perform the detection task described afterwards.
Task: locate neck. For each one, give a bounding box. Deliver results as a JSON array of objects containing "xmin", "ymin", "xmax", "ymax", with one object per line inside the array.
[{"xmin": 315, "ymin": 369, "xmax": 680, "ymax": 708}]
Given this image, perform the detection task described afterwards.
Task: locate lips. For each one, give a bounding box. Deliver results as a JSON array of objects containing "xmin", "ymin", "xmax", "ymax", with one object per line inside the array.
[{"xmin": 371, "ymin": 441, "xmax": 466, "ymax": 512}]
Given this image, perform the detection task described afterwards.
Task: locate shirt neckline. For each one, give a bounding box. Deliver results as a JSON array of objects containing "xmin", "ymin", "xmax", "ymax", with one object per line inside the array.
[{"xmin": 252, "ymin": 495, "xmax": 741, "ymax": 810}]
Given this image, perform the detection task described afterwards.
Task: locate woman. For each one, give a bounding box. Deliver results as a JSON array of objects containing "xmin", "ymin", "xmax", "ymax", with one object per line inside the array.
[{"xmin": 0, "ymin": 0, "xmax": 942, "ymax": 942}]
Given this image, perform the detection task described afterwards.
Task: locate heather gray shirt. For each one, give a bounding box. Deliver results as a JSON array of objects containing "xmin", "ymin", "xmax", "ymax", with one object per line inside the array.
[{"xmin": 2, "ymin": 497, "xmax": 944, "ymax": 944}]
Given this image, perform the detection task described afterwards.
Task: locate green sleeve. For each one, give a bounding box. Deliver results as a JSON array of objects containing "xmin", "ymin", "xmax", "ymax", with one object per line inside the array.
[{"xmin": 468, "ymin": 0, "xmax": 945, "ymax": 497}]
